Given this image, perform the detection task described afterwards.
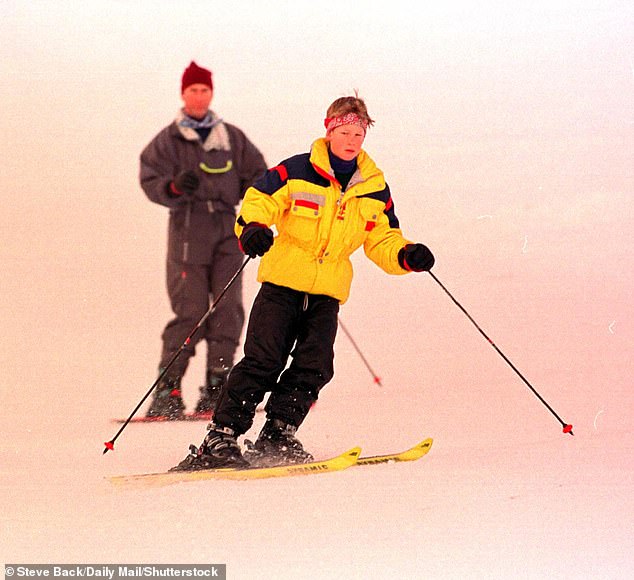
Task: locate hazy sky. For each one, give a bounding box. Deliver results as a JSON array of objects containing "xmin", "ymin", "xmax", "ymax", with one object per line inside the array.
[{"xmin": 2, "ymin": 1, "xmax": 631, "ymax": 193}]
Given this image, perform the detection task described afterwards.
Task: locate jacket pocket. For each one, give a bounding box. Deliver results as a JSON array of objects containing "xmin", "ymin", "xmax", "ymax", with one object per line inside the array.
[
  {"xmin": 344, "ymin": 202, "xmax": 380, "ymax": 250},
  {"xmin": 284, "ymin": 193, "xmax": 324, "ymax": 242}
]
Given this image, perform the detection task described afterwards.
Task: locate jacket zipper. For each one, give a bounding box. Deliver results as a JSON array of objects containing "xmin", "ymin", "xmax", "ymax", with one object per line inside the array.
[
  {"xmin": 318, "ymin": 187, "xmax": 348, "ymax": 262},
  {"xmin": 183, "ymin": 203, "xmax": 192, "ymax": 262}
]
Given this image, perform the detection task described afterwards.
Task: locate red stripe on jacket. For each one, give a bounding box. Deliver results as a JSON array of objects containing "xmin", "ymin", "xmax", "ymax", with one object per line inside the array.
[
  {"xmin": 294, "ymin": 199, "xmax": 320, "ymax": 211},
  {"xmin": 272, "ymin": 164, "xmax": 288, "ymax": 182}
]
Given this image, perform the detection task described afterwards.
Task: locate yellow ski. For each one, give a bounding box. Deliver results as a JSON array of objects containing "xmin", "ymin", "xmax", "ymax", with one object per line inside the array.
[
  {"xmin": 355, "ymin": 437, "xmax": 433, "ymax": 466},
  {"xmin": 108, "ymin": 447, "xmax": 361, "ymax": 489},
  {"xmin": 107, "ymin": 438, "xmax": 432, "ymax": 489}
]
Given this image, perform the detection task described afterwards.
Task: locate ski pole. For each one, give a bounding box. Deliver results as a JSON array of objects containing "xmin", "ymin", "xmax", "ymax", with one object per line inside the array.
[
  {"xmin": 103, "ymin": 257, "xmax": 252, "ymax": 454},
  {"xmin": 338, "ymin": 317, "xmax": 383, "ymax": 387},
  {"xmin": 427, "ymin": 271, "xmax": 574, "ymax": 436}
]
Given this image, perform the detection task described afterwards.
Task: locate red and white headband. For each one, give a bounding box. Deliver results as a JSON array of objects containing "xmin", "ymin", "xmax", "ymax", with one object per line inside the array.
[{"xmin": 324, "ymin": 113, "xmax": 369, "ymax": 135}]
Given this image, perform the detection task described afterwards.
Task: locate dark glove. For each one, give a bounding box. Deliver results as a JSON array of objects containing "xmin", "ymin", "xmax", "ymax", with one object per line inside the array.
[
  {"xmin": 239, "ymin": 223, "xmax": 274, "ymax": 258},
  {"xmin": 170, "ymin": 170, "xmax": 200, "ymax": 196},
  {"xmin": 398, "ymin": 243, "xmax": 435, "ymax": 272}
]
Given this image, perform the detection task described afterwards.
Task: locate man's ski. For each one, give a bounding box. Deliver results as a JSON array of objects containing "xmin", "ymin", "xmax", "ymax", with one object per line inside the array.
[
  {"xmin": 356, "ymin": 437, "xmax": 433, "ymax": 466},
  {"xmin": 111, "ymin": 412, "xmax": 213, "ymax": 424},
  {"xmin": 111, "ymin": 407, "xmax": 266, "ymax": 424},
  {"xmin": 107, "ymin": 447, "xmax": 362, "ymax": 488}
]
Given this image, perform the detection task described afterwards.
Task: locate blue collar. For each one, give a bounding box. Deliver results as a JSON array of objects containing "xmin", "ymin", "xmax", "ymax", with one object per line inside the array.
[{"xmin": 328, "ymin": 149, "xmax": 357, "ymax": 175}]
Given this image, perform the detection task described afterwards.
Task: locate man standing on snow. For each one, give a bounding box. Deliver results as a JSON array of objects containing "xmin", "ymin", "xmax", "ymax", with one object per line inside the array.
[{"xmin": 140, "ymin": 61, "xmax": 267, "ymax": 419}]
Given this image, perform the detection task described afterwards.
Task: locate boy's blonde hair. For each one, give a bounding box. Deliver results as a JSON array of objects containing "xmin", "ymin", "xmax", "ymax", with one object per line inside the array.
[{"xmin": 326, "ymin": 95, "xmax": 375, "ymax": 128}]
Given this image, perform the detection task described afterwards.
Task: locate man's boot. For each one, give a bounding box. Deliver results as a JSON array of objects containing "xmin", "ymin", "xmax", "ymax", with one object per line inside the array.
[{"xmin": 146, "ymin": 373, "xmax": 185, "ymax": 419}]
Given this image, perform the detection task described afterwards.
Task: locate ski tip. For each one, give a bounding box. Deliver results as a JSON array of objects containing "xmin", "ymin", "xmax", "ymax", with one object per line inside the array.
[
  {"xmin": 103, "ymin": 441, "xmax": 115, "ymax": 454},
  {"xmin": 563, "ymin": 424, "xmax": 574, "ymax": 435},
  {"xmin": 348, "ymin": 447, "xmax": 363, "ymax": 460}
]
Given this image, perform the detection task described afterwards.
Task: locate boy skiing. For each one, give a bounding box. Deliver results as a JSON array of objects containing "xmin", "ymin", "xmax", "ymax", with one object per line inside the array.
[{"xmin": 174, "ymin": 95, "xmax": 435, "ymax": 471}]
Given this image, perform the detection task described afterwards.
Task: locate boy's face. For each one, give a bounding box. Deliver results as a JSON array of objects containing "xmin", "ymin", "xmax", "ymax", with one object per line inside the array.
[
  {"xmin": 326, "ymin": 124, "xmax": 365, "ymax": 161},
  {"xmin": 182, "ymin": 84, "xmax": 213, "ymax": 118}
]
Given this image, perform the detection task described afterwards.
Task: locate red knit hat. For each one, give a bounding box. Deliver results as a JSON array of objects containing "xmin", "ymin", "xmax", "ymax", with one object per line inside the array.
[{"xmin": 181, "ymin": 61, "xmax": 213, "ymax": 93}]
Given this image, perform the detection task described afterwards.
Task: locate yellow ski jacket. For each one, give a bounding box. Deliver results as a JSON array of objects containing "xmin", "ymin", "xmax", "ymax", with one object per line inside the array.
[{"xmin": 235, "ymin": 138, "xmax": 413, "ymax": 303}]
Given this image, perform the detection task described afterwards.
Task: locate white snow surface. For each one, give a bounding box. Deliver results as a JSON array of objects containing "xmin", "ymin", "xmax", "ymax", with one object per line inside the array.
[{"xmin": 1, "ymin": 2, "xmax": 633, "ymax": 579}]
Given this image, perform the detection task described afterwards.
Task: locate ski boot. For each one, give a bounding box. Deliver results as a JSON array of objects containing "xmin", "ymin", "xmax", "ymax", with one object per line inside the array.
[
  {"xmin": 194, "ymin": 367, "xmax": 229, "ymax": 415},
  {"xmin": 244, "ymin": 418, "xmax": 314, "ymax": 467},
  {"xmin": 171, "ymin": 424, "xmax": 249, "ymax": 471},
  {"xmin": 146, "ymin": 375, "xmax": 185, "ymax": 420}
]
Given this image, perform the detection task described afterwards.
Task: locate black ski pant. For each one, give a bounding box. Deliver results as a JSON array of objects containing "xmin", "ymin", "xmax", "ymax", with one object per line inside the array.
[{"xmin": 213, "ymin": 282, "xmax": 340, "ymax": 436}]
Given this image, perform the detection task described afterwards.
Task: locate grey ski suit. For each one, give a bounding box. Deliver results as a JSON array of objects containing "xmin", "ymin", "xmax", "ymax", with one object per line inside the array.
[{"xmin": 140, "ymin": 110, "xmax": 267, "ymax": 379}]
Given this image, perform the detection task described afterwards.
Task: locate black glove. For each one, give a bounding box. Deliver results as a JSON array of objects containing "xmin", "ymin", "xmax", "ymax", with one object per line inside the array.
[
  {"xmin": 398, "ymin": 243, "xmax": 435, "ymax": 272},
  {"xmin": 239, "ymin": 223, "xmax": 274, "ymax": 258},
  {"xmin": 170, "ymin": 170, "xmax": 200, "ymax": 196}
]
